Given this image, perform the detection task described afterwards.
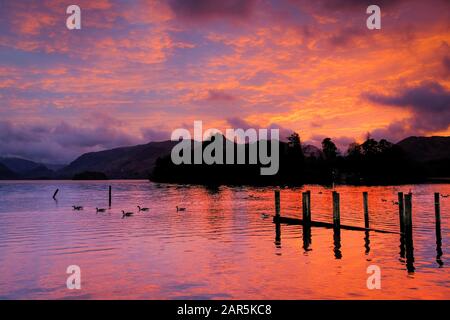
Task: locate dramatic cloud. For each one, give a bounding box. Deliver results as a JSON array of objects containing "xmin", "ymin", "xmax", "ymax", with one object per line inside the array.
[
  {"xmin": 0, "ymin": 117, "xmax": 143, "ymax": 163},
  {"xmin": 206, "ymin": 90, "xmax": 237, "ymax": 102},
  {"xmin": 168, "ymin": 0, "xmax": 256, "ymax": 21},
  {"xmin": 1, "ymin": 0, "xmax": 449, "ymax": 162},
  {"xmin": 365, "ymin": 82, "xmax": 450, "ymax": 141}
]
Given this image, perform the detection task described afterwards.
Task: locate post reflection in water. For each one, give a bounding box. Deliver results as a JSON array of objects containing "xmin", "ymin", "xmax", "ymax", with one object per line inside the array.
[
  {"xmin": 405, "ymin": 234, "xmax": 415, "ymax": 273},
  {"xmin": 399, "ymin": 233, "xmax": 406, "ymax": 260},
  {"xmin": 333, "ymin": 228, "xmax": 342, "ymax": 259},
  {"xmin": 275, "ymin": 222, "xmax": 281, "ymax": 249},
  {"xmin": 302, "ymin": 225, "xmax": 312, "ymax": 252},
  {"xmin": 364, "ymin": 231, "xmax": 370, "ymax": 255},
  {"xmin": 436, "ymin": 220, "xmax": 443, "ymax": 267}
]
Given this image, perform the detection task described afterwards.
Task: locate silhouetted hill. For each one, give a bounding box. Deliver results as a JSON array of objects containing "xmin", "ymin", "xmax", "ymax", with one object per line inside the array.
[
  {"xmin": 0, "ymin": 163, "xmax": 18, "ymax": 179},
  {"xmin": 0, "ymin": 157, "xmax": 42, "ymax": 173},
  {"xmin": 0, "ymin": 157, "xmax": 57, "ymax": 179},
  {"xmin": 396, "ymin": 136, "xmax": 450, "ymax": 162},
  {"xmin": 58, "ymin": 141, "xmax": 177, "ymax": 179}
]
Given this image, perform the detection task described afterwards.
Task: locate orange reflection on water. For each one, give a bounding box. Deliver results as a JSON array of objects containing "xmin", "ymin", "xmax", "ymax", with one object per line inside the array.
[{"xmin": 0, "ymin": 181, "xmax": 448, "ymax": 299}]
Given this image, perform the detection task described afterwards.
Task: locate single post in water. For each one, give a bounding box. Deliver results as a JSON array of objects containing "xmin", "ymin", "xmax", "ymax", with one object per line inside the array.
[
  {"xmin": 434, "ymin": 193, "xmax": 441, "ymax": 225},
  {"xmin": 434, "ymin": 192, "xmax": 443, "ymax": 266},
  {"xmin": 404, "ymin": 193, "xmax": 415, "ymax": 273},
  {"xmin": 109, "ymin": 185, "xmax": 112, "ymax": 207},
  {"xmin": 302, "ymin": 191, "xmax": 311, "ymax": 225},
  {"xmin": 52, "ymin": 189, "xmax": 59, "ymax": 200},
  {"xmin": 275, "ymin": 190, "xmax": 280, "ymax": 220},
  {"xmin": 332, "ymin": 191, "xmax": 340, "ymax": 229},
  {"xmin": 398, "ymin": 192, "xmax": 404, "ymax": 233},
  {"xmin": 404, "ymin": 193, "xmax": 413, "ymax": 239},
  {"xmin": 363, "ymin": 192, "xmax": 369, "ymax": 229}
]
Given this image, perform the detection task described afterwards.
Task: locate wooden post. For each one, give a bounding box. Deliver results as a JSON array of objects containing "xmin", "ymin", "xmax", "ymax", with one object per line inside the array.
[
  {"xmin": 404, "ymin": 193, "xmax": 413, "ymax": 237},
  {"xmin": 434, "ymin": 193, "xmax": 441, "ymax": 225},
  {"xmin": 332, "ymin": 191, "xmax": 340, "ymax": 229},
  {"xmin": 52, "ymin": 189, "xmax": 59, "ymax": 200},
  {"xmin": 275, "ymin": 190, "xmax": 280, "ymax": 218},
  {"xmin": 109, "ymin": 185, "xmax": 112, "ymax": 207},
  {"xmin": 302, "ymin": 191, "xmax": 311, "ymax": 225},
  {"xmin": 363, "ymin": 192, "xmax": 369, "ymax": 229},
  {"xmin": 434, "ymin": 193, "xmax": 443, "ymax": 266},
  {"xmin": 398, "ymin": 192, "xmax": 404, "ymax": 233}
]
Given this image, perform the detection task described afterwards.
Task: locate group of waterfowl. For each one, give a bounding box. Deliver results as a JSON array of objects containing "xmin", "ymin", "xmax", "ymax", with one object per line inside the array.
[{"xmin": 72, "ymin": 204, "xmax": 186, "ymax": 218}]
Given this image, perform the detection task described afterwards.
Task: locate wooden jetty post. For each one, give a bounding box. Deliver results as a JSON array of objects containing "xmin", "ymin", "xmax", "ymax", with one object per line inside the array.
[
  {"xmin": 363, "ymin": 192, "xmax": 369, "ymax": 229},
  {"xmin": 404, "ymin": 193, "xmax": 413, "ymax": 238},
  {"xmin": 434, "ymin": 193, "xmax": 441, "ymax": 225},
  {"xmin": 332, "ymin": 191, "xmax": 340, "ymax": 229},
  {"xmin": 434, "ymin": 193, "xmax": 443, "ymax": 266},
  {"xmin": 109, "ymin": 185, "xmax": 112, "ymax": 207},
  {"xmin": 302, "ymin": 191, "xmax": 311, "ymax": 225},
  {"xmin": 398, "ymin": 192, "xmax": 404, "ymax": 233},
  {"xmin": 52, "ymin": 189, "xmax": 59, "ymax": 200},
  {"xmin": 403, "ymin": 193, "xmax": 415, "ymax": 272},
  {"xmin": 274, "ymin": 190, "xmax": 280, "ymax": 219}
]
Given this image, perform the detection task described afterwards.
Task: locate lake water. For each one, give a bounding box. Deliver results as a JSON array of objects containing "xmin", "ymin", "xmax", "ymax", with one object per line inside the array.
[{"xmin": 0, "ymin": 180, "xmax": 448, "ymax": 299}]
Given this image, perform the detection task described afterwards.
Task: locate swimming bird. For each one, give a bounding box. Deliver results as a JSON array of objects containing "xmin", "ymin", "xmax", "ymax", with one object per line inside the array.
[
  {"xmin": 176, "ymin": 206, "xmax": 186, "ymax": 212},
  {"xmin": 381, "ymin": 199, "xmax": 387, "ymax": 202},
  {"xmin": 261, "ymin": 213, "xmax": 270, "ymax": 219},
  {"xmin": 391, "ymin": 201, "xmax": 399, "ymax": 205},
  {"xmin": 96, "ymin": 207, "xmax": 106, "ymax": 213},
  {"xmin": 72, "ymin": 205, "xmax": 83, "ymax": 210},
  {"xmin": 121, "ymin": 210, "xmax": 134, "ymax": 218},
  {"xmin": 137, "ymin": 206, "xmax": 149, "ymax": 212},
  {"xmin": 441, "ymin": 194, "xmax": 449, "ymax": 198}
]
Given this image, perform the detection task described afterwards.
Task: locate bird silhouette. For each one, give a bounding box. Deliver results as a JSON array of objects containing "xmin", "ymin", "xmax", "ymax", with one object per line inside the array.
[
  {"xmin": 176, "ymin": 206, "xmax": 186, "ymax": 212},
  {"xmin": 122, "ymin": 210, "xmax": 134, "ymax": 218},
  {"xmin": 137, "ymin": 206, "xmax": 149, "ymax": 212},
  {"xmin": 72, "ymin": 205, "xmax": 83, "ymax": 210},
  {"xmin": 96, "ymin": 207, "xmax": 106, "ymax": 213}
]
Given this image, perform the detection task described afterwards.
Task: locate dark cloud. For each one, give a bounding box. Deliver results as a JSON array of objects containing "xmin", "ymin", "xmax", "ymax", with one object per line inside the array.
[
  {"xmin": 319, "ymin": 0, "xmax": 405, "ymax": 10},
  {"xmin": 169, "ymin": 0, "xmax": 256, "ymax": 21},
  {"xmin": 365, "ymin": 81, "xmax": 450, "ymax": 141},
  {"xmin": 328, "ymin": 26, "xmax": 365, "ymax": 48},
  {"xmin": 226, "ymin": 117, "xmax": 294, "ymax": 141},
  {"xmin": 0, "ymin": 117, "xmax": 143, "ymax": 163},
  {"xmin": 206, "ymin": 89, "xmax": 237, "ymax": 102},
  {"xmin": 443, "ymin": 56, "xmax": 450, "ymax": 78},
  {"xmin": 141, "ymin": 128, "xmax": 171, "ymax": 141}
]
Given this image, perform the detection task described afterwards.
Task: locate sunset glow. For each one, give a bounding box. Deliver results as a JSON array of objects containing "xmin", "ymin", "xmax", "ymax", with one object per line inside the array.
[{"xmin": 0, "ymin": 0, "xmax": 449, "ymax": 163}]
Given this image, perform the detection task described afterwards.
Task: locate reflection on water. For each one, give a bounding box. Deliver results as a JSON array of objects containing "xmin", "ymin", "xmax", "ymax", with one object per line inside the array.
[{"xmin": 0, "ymin": 181, "xmax": 449, "ymax": 299}]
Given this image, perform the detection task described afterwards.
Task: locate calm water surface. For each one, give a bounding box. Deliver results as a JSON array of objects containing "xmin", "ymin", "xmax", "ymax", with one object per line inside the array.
[{"xmin": 0, "ymin": 181, "xmax": 448, "ymax": 299}]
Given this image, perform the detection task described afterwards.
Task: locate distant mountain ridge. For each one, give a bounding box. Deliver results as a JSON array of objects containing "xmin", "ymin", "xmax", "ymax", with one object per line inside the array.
[
  {"xmin": 1, "ymin": 136, "xmax": 449, "ymax": 180},
  {"xmin": 397, "ymin": 136, "xmax": 450, "ymax": 162},
  {"xmin": 0, "ymin": 157, "xmax": 61, "ymax": 179},
  {"xmin": 57, "ymin": 140, "xmax": 177, "ymax": 179}
]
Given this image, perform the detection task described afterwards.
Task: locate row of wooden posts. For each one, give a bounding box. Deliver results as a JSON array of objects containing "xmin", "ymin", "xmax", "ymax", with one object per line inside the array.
[{"xmin": 273, "ymin": 189, "xmax": 443, "ymax": 237}]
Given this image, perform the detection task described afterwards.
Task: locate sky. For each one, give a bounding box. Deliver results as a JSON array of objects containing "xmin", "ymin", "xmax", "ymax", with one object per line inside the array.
[{"xmin": 0, "ymin": 0, "xmax": 449, "ymax": 163}]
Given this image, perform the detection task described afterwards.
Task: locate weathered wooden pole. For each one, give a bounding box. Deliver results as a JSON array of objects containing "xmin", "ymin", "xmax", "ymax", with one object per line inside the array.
[
  {"xmin": 398, "ymin": 192, "xmax": 404, "ymax": 233},
  {"xmin": 434, "ymin": 193, "xmax": 443, "ymax": 267},
  {"xmin": 109, "ymin": 185, "xmax": 112, "ymax": 207},
  {"xmin": 332, "ymin": 191, "xmax": 340, "ymax": 229},
  {"xmin": 404, "ymin": 193, "xmax": 415, "ymax": 273},
  {"xmin": 434, "ymin": 193, "xmax": 441, "ymax": 225},
  {"xmin": 302, "ymin": 191, "xmax": 311, "ymax": 225},
  {"xmin": 274, "ymin": 189, "xmax": 280, "ymax": 219},
  {"xmin": 52, "ymin": 189, "xmax": 59, "ymax": 200},
  {"xmin": 404, "ymin": 193, "xmax": 413, "ymax": 238},
  {"xmin": 363, "ymin": 191, "xmax": 369, "ymax": 229}
]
